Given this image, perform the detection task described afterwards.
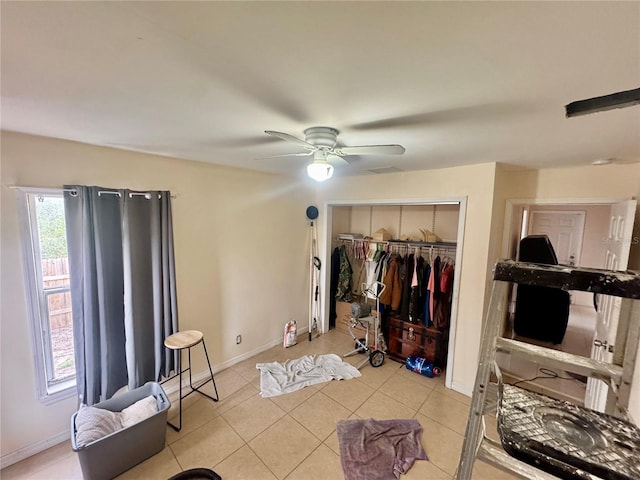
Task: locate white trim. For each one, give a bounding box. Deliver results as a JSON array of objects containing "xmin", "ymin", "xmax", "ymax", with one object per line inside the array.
[
  {"xmin": 445, "ymin": 197, "xmax": 467, "ymax": 390},
  {"xmin": 0, "ymin": 430, "xmax": 70, "ymax": 469},
  {"xmin": 14, "ymin": 188, "xmax": 77, "ymax": 404},
  {"xmin": 11, "ymin": 186, "xmax": 65, "ymax": 196},
  {"xmin": 508, "ymin": 197, "xmax": 628, "ymax": 206},
  {"xmin": 502, "ymin": 197, "xmax": 631, "ymax": 260},
  {"xmin": 321, "ymin": 196, "xmax": 467, "ymax": 392},
  {"xmin": 16, "ymin": 189, "xmax": 51, "ymax": 402},
  {"xmin": 326, "ymin": 197, "xmax": 462, "ymax": 207},
  {"xmin": 451, "ymin": 381, "xmax": 473, "ymax": 398}
]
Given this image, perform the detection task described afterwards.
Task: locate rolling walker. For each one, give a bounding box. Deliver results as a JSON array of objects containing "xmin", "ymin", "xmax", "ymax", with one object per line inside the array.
[{"xmin": 343, "ymin": 282, "xmax": 387, "ymax": 369}]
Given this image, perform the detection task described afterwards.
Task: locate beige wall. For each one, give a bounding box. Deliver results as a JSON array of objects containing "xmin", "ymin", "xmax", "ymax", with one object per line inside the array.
[
  {"xmin": 0, "ymin": 131, "xmax": 313, "ymax": 460},
  {"xmin": 333, "ymin": 203, "xmax": 459, "ymax": 242},
  {"xmin": 315, "ymin": 163, "xmax": 499, "ymax": 396},
  {"xmin": 502, "ymin": 164, "xmax": 640, "ymax": 200}
]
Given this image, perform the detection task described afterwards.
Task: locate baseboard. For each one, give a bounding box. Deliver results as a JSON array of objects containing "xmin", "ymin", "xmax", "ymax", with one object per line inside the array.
[
  {"xmin": 1, "ymin": 327, "xmax": 308, "ymax": 468},
  {"xmin": 450, "ymin": 381, "xmax": 473, "ymax": 398},
  {"xmin": 0, "ymin": 430, "xmax": 70, "ymax": 470}
]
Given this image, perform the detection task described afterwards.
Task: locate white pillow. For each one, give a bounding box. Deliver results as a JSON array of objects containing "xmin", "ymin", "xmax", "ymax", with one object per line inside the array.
[
  {"xmin": 120, "ymin": 395, "xmax": 158, "ymax": 428},
  {"xmin": 74, "ymin": 404, "xmax": 123, "ymax": 447}
]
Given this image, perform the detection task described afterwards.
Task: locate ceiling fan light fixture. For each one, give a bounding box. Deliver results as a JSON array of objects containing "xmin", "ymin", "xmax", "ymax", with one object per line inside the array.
[{"xmin": 307, "ymin": 161, "xmax": 334, "ymax": 182}]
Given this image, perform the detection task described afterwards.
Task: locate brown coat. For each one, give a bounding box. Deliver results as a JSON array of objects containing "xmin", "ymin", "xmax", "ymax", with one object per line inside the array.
[{"xmin": 379, "ymin": 254, "xmax": 402, "ymax": 311}]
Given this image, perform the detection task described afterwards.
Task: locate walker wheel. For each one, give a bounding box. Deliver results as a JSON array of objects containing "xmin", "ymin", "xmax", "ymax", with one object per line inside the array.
[
  {"xmin": 369, "ymin": 350, "xmax": 385, "ymax": 367},
  {"xmin": 356, "ymin": 338, "xmax": 367, "ymax": 354}
]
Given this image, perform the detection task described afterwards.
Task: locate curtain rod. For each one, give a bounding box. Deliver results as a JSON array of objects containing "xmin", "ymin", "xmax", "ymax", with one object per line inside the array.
[{"xmin": 11, "ymin": 185, "xmax": 176, "ymax": 199}]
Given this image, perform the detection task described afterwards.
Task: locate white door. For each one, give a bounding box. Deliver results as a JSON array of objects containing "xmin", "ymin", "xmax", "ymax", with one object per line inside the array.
[
  {"xmin": 585, "ymin": 199, "xmax": 637, "ymax": 412},
  {"xmin": 527, "ymin": 210, "xmax": 585, "ymax": 266}
]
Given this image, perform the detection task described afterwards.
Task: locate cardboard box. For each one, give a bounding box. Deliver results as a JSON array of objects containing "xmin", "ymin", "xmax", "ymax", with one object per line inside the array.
[{"xmin": 335, "ymin": 301, "xmax": 376, "ymax": 338}]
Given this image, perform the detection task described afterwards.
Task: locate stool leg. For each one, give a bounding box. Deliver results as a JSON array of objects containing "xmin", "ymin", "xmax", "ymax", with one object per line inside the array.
[
  {"xmin": 188, "ymin": 347, "xmax": 193, "ymax": 389},
  {"xmin": 177, "ymin": 340, "xmax": 219, "ymax": 402},
  {"xmin": 185, "ymin": 338, "xmax": 219, "ymax": 402},
  {"xmin": 201, "ymin": 339, "xmax": 219, "ymax": 401},
  {"xmin": 167, "ymin": 349, "xmax": 183, "ymax": 432}
]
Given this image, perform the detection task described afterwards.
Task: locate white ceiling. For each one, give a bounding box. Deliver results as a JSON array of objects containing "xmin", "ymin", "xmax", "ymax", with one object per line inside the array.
[{"xmin": 2, "ymin": 1, "xmax": 639, "ymax": 179}]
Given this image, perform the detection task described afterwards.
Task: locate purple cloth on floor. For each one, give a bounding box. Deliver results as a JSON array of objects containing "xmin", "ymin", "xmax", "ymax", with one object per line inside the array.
[{"xmin": 336, "ymin": 418, "xmax": 428, "ymax": 480}]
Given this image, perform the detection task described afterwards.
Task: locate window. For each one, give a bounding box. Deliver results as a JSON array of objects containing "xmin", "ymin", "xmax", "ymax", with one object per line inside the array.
[{"xmin": 17, "ymin": 188, "xmax": 76, "ymax": 403}]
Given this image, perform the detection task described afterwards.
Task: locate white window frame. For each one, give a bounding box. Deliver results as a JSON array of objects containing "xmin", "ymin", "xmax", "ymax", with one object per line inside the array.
[{"xmin": 16, "ymin": 187, "xmax": 76, "ymax": 404}]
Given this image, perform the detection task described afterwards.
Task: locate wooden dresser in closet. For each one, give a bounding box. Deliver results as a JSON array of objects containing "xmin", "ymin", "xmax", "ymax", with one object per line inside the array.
[{"xmin": 387, "ymin": 315, "xmax": 448, "ymax": 368}]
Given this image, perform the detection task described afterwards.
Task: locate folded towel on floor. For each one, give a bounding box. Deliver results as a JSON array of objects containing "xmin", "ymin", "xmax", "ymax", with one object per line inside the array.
[
  {"xmin": 337, "ymin": 418, "xmax": 428, "ymax": 480},
  {"xmin": 256, "ymin": 353, "xmax": 361, "ymax": 397}
]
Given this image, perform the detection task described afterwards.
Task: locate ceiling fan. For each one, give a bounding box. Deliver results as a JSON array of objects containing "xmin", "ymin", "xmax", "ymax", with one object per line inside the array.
[{"xmin": 264, "ymin": 126, "xmax": 406, "ymax": 181}]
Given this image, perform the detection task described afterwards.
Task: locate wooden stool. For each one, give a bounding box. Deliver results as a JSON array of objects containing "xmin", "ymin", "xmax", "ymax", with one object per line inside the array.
[{"xmin": 163, "ymin": 330, "xmax": 219, "ymax": 431}]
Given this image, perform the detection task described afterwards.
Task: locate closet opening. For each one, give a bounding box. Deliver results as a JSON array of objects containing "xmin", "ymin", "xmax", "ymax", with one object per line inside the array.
[{"xmin": 321, "ymin": 198, "xmax": 467, "ymax": 390}]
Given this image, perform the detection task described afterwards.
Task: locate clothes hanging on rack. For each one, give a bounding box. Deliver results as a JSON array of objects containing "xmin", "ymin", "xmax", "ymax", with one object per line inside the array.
[
  {"xmin": 379, "ymin": 253, "xmax": 402, "ymax": 311},
  {"xmin": 422, "ymin": 263, "xmax": 432, "ymax": 327},
  {"xmin": 329, "ymin": 247, "xmax": 341, "ymax": 328},
  {"xmin": 333, "ymin": 237, "xmax": 456, "ymax": 334},
  {"xmin": 428, "ymin": 256, "xmax": 441, "ymax": 324},
  {"xmin": 385, "ymin": 250, "xmax": 455, "ymax": 330},
  {"xmin": 408, "ymin": 255, "xmax": 425, "ymax": 323},
  {"xmin": 336, "ymin": 245, "xmax": 353, "ymax": 302},
  {"xmin": 434, "ymin": 260, "xmax": 455, "ymax": 330},
  {"xmin": 399, "ymin": 253, "xmax": 414, "ymax": 321}
]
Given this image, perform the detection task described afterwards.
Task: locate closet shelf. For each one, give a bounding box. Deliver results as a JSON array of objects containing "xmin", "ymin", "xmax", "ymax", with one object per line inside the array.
[{"xmin": 336, "ymin": 236, "xmax": 457, "ymax": 248}]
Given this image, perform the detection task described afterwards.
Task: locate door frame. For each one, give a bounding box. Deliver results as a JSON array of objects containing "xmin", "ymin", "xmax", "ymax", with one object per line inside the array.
[
  {"xmin": 501, "ymin": 197, "xmax": 626, "ymax": 261},
  {"xmin": 322, "ymin": 196, "xmax": 467, "ymax": 392}
]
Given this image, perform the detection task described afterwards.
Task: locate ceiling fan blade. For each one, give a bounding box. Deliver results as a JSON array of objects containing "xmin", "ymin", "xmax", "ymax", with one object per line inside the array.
[
  {"xmin": 327, "ymin": 153, "xmax": 351, "ymax": 165},
  {"xmin": 265, "ymin": 130, "xmax": 315, "ymax": 150},
  {"xmin": 334, "ymin": 144, "xmax": 405, "ymax": 156},
  {"xmin": 258, "ymin": 151, "xmax": 314, "ymax": 159}
]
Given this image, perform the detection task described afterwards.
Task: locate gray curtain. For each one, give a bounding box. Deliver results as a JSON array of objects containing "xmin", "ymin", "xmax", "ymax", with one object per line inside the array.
[{"xmin": 64, "ymin": 186, "xmax": 178, "ymax": 405}]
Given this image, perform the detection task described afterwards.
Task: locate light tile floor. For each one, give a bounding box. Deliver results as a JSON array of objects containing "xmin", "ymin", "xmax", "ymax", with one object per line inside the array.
[{"xmin": 1, "ymin": 330, "xmax": 518, "ymax": 480}]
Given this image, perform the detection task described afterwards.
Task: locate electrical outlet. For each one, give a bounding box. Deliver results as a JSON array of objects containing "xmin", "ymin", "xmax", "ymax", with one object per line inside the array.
[{"xmin": 236, "ymin": 334, "xmax": 242, "ymax": 345}]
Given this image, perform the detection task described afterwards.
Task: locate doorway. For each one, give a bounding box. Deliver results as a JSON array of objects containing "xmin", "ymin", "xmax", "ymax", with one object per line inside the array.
[
  {"xmin": 499, "ymin": 198, "xmax": 637, "ymax": 405},
  {"xmin": 321, "ymin": 198, "xmax": 467, "ymax": 392}
]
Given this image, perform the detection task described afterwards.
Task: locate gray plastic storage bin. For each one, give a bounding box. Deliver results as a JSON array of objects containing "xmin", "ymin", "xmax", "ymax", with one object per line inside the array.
[{"xmin": 71, "ymin": 382, "xmax": 171, "ymax": 480}]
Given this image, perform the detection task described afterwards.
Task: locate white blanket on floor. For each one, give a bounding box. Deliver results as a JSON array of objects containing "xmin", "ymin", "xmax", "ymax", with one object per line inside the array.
[{"xmin": 256, "ymin": 353, "xmax": 361, "ymax": 398}]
